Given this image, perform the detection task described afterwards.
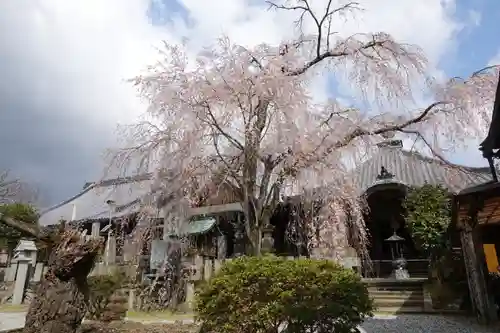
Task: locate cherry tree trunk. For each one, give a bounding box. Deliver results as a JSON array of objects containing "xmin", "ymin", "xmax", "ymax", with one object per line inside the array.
[
  {"xmin": 23, "ymin": 230, "xmax": 102, "ymax": 333},
  {"xmin": 0, "ymin": 216, "xmax": 102, "ymax": 333}
]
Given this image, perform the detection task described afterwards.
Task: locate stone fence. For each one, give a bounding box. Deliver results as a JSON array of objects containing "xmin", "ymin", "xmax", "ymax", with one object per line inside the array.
[
  {"xmin": 0, "ymin": 235, "xmax": 125, "ymax": 306},
  {"xmin": 0, "ymin": 236, "xmax": 363, "ymax": 312}
]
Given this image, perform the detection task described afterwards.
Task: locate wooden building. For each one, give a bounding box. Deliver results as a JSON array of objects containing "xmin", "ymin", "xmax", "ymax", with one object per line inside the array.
[
  {"xmin": 37, "ymin": 140, "xmax": 492, "ymax": 279},
  {"xmin": 453, "ymin": 181, "xmax": 500, "ymax": 323}
]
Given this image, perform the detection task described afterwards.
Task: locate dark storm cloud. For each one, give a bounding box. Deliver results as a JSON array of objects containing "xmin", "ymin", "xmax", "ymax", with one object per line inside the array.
[
  {"xmin": 0, "ymin": 88, "xmax": 108, "ymax": 206},
  {"xmin": 0, "ymin": 0, "xmax": 167, "ymax": 207}
]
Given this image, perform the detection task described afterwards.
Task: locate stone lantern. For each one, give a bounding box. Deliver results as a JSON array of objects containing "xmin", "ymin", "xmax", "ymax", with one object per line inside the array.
[
  {"xmin": 261, "ymin": 225, "xmax": 274, "ymax": 253},
  {"xmin": 12, "ymin": 239, "xmax": 37, "ymax": 266},
  {"xmin": 233, "ymin": 228, "xmax": 245, "ymax": 257},
  {"xmin": 11, "ymin": 239, "xmax": 38, "ymax": 305},
  {"xmin": 385, "ymin": 232, "xmax": 409, "ymax": 279}
]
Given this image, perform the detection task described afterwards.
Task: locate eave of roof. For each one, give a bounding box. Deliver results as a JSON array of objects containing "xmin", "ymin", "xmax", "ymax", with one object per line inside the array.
[
  {"xmin": 352, "ymin": 146, "xmax": 492, "ymax": 194},
  {"xmin": 38, "ymin": 174, "xmax": 154, "ymax": 226}
]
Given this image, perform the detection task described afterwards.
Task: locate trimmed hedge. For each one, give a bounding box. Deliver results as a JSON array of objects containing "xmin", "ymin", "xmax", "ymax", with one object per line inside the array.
[{"xmin": 195, "ymin": 255, "xmax": 373, "ymax": 333}]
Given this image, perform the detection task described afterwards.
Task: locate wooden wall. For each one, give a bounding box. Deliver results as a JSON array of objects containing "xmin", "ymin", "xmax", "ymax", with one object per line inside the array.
[{"xmin": 458, "ymin": 196, "xmax": 500, "ymax": 226}]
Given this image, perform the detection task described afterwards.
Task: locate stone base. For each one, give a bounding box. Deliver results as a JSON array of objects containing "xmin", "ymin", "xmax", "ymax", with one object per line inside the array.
[{"xmin": 394, "ymin": 268, "xmax": 410, "ymax": 280}]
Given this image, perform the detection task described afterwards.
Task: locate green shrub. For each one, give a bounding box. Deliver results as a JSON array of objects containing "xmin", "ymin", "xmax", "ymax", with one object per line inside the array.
[
  {"xmin": 403, "ymin": 184, "xmax": 451, "ymax": 259},
  {"xmin": 195, "ymin": 255, "xmax": 373, "ymax": 333},
  {"xmin": 87, "ymin": 270, "xmax": 129, "ymax": 321},
  {"xmin": 0, "ymin": 203, "xmax": 38, "ymax": 250}
]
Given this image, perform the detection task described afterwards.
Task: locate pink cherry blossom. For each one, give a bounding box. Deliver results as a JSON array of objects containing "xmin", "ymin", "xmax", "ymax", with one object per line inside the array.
[{"xmin": 110, "ymin": 1, "xmax": 498, "ymax": 258}]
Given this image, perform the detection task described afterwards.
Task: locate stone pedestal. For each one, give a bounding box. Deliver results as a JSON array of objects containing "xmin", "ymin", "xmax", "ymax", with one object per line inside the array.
[
  {"xmin": 123, "ymin": 238, "xmax": 137, "ymax": 263},
  {"xmin": 91, "ymin": 222, "xmax": 101, "ymax": 238},
  {"xmin": 128, "ymin": 289, "xmax": 136, "ymax": 310},
  {"xmin": 392, "ymin": 258, "xmax": 410, "ymax": 280},
  {"xmin": 394, "ymin": 268, "xmax": 410, "ymax": 279},
  {"xmin": 193, "ymin": 256, "xmax": 203, "ymax": 280},
  {"xmin": 105, "ymin": 235, "xmax": 116, "ymax": 265},
  {"xmin": 0, "ymin": 249, "xmax": 8, "ymax": 265},
  {"xmin": 185, "ymin": 282, "xmax": 195, "ymax": 306},
  {"xmin": 33, "ymin": 262, "xmax": 45, "ymax": 282},
  {"xmin": 5, "ymin": 262, "xmax": 17, "ymax": 282},
  {"xmin": 204, "ymin": 258, "xmax": 213, "ymax": 281},
  {"xmin": 214, "ymin": 259, "xmax": 222, "ymax": 274},
  {"xmin": 12, "ymin": 257, "xmax": 30, "ymax": 305}
]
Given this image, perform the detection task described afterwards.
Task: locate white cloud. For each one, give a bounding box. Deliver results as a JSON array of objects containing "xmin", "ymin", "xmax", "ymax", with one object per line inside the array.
[
  {"xmin": 1, "ymin": 0, "xmax": 173, "ymax": 143},
  {"xmin": 467, "ymin": 9, "xmax": 482, "ymax": 27},
  {"xmin": 489, "ymin": 49, "xmax": 500, "ymax": 66},
  {"xmin": 0, "ymin": 0, "xmax": 472, "ymax": 190}
]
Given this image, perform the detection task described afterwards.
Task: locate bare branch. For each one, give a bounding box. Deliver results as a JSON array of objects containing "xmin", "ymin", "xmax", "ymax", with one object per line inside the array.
[
  {"xmin": 199, "ymin": 102, "xmax": 245, "ymax": 151},
  {"xmin": 397, "ymin": 128, "xmax": 466, "ymax": 169},
  {"xmin": 0, "ymin": 170, "xmax": 40, "ymax": 205},
  {"xmin": 289, "ymin": 38, "xmax": 387, "ymax": 76}
]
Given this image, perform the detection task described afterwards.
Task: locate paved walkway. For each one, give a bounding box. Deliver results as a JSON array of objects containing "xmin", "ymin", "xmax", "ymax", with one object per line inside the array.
[
  {"xmin": 1, "ymin": 312, "xmax": 500, "ymax": 332},
  {"xmin": 360, "ymin": 314, "xmax": 500, "ymax": 333},
  {"xmin": 0, "ymin": 312, "xmax": 24, "ymax": 331}
]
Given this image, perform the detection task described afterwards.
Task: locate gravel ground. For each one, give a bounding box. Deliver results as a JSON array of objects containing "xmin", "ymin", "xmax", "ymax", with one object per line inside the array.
[
  {"xmin": 2, "ymin": 312, "xmax": 500, "ymax": 332},
  {"xmin": 360, "ymin": 314, "xmax": 500, "ymax": 333}
]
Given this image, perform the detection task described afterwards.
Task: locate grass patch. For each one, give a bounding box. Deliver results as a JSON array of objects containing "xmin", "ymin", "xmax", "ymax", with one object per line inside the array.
[{"xmin": 0, "ymin": 304, "xmax": 28, "ymax": 312}]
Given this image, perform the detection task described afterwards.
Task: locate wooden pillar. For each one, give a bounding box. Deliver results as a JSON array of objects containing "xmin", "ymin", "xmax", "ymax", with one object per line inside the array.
[{"xmin": 460, "ymin": 223, "xmax": 496, "ymax": 324}]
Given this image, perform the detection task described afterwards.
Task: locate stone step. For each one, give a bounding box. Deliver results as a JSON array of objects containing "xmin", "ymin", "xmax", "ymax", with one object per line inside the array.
[
  {"xmin": 369, "ymin": 291, "xmax": 423, "ymax": 299},
  {"xmin": 372, "ymin": 297, "xmax": 423, "ymax": 308},
  {"xmin": 362, "ymin": 278, "xmax": 427, "ymax": 285},
  {"xmin": 368, "ymin": 286, "xmax": 423, "ymax": 293},
  {"xmin": 373, "ymin": 306, "xmax": 425, "ymax": 314}
]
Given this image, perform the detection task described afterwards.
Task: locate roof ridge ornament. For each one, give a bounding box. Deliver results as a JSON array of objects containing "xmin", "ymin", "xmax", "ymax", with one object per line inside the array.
[
  {"xmin": 479, "ymin": 70, "xmax": 500, "ymax": 182},
  {"xmin": 376, "ymin": 166, "xmax": 394, "ymax": 180}
]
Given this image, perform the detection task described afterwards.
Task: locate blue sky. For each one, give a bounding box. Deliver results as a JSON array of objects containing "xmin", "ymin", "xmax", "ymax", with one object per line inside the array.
[
  {"xmin": 441, "ymin": 0, "xmax": 499, "ymax": 76},
  {"xmin": 147, "ymin": 0, "xmax": 500, "ymax": 76},
  {"xmin": 148, "ymin": 0, "xmax": 499, "ymax": 166},
  {"xmin": 0, "ymin": 0, "xmax": 499, "ymax": 205}
]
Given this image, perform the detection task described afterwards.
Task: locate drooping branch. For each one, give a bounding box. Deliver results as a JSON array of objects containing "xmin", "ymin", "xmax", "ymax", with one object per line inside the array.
[
  {"xmin": 109, "ymin": 0, "xmax": 497, "ymax": 259},
  {"xmin": 397, "ymin": 128, "xmax": 472, "ymax": 170},
  {"xmin": 270, "ymin": 100, "xmax": 447, "ymax": 186}
]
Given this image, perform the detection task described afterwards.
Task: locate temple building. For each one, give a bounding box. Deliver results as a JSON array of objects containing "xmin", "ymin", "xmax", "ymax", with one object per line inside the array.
[{"xmin": 37, "ymin": 140, "xmax": 491, "ymax": 278}]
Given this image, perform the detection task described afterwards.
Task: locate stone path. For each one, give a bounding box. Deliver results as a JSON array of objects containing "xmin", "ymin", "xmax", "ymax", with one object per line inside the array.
[
  {"xmin": 0, "ymin": 312, "xmax": 24, "ymax": 331},
  {"xmin": 360, "ymin": 314, "xmax": 500, "ymax": 333},
  {"xmin": 1, "ymin": 312, "xmax": 500, "ymax": 332}
]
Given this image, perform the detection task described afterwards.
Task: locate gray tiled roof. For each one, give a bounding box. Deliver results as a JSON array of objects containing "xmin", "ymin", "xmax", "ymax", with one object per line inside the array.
[
  {"xmin": 353, "ymin": 145, "xmax": 492, "ymax": 194},
  {"xmin": 39, "ymin": 174, "xmax": 154, "ymax": 226},
  {"xmin": 39, "ymin": 145, "xmax": 492, "ymax": 226}
]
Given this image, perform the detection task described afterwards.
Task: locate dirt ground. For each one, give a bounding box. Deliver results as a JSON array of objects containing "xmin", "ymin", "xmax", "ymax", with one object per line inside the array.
[{"xmin": 5, "ymin": 321, "xmax": 199, "ymax": 333}]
